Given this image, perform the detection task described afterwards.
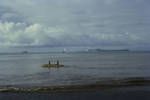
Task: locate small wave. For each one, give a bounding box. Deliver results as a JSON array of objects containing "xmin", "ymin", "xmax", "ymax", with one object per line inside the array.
[{"xmin": 0, "ymin": 77, "xmax": 150, "ymax": 93}]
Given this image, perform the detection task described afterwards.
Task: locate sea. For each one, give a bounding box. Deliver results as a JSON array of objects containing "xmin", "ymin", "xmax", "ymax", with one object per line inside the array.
[{"xmin": 0, "ymin": 47, "xmax": 150, "ymax": 87}]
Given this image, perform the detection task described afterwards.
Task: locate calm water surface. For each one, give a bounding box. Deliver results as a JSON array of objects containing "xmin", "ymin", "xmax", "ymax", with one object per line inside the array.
[{"xmin": 0, "ymin": 52, "xmax": 150, "ymax": 86}]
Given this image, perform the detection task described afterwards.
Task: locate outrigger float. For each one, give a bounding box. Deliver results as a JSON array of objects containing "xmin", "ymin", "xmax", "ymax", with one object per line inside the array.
[{"xmin": 42, "ymin": 60, "xmax": 64, "ymax": 68}]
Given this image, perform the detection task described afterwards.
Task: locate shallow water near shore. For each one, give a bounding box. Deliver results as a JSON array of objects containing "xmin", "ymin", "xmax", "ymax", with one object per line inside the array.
[
  {"xmin": 0, "ymin": 51, "xmax": 150, "ymax": 87},
  {"xmin": 0, "ymin": 86, "xmax": 150, "ymax": 100}
]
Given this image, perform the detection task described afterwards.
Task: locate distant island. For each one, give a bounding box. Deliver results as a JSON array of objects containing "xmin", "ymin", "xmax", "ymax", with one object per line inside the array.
[{"xmin": 87, "ymin": 49, "xmax": 130, "ymax": 52}]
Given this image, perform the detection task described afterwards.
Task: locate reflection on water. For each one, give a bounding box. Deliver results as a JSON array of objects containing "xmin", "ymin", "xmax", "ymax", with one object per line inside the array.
[{"xmin": 0, "ymin": 52, "xmax": 150, "ymax": 86}]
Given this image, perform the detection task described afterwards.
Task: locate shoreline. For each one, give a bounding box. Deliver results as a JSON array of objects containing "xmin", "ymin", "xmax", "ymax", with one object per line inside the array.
[
  {"xmin": 0, "ymin": 86, "xmax": 150, "ymax": 100},
  {"xmin": 0, "ymin": 77, "xmax": 150, "ymax": 93}
]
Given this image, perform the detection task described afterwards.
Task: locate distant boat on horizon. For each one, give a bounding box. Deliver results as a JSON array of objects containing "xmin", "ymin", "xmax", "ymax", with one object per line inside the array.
[
  {"xmin": 21, "ymin": 51, "xmax": 29, "ymax": 54},
  {"xmin": 62, "ymin": 48, "xmax": 67, "ymax": 53}
]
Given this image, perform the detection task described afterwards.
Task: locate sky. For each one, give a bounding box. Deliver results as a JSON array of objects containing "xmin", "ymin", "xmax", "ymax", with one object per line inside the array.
[{"xmin": 0, "ymin": 0, "xmax": 150, "ymax": 49}]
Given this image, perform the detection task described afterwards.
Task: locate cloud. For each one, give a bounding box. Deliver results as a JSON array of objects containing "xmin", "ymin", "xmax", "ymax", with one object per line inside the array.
[
  {"xmin": 0, "ymin": 21, "xmax": 146, "ymax": 47},
  {"xmin": 0, "ymin": 22, "xmax": 65, "ymax": 46},
  {"xmin": 0, "ymin": 0, "xmax": 150, "ymax": 49},
  {"xmin": 0, "ymin": 5, "xmax": 25, "ymax": 23}
]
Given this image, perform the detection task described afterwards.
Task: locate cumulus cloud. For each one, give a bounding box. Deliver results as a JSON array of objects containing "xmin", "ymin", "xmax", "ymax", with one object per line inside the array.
[
  {"xmin": 0, "ymin": 21, "xmax": 144, "ymax": 47},
  {"xmin": 0, "ymin": 0, "xmax": 149, "ymax": 49},
  {"xmin": 0, "ymin": 22, "xmax": 65, "ymax": 46}
]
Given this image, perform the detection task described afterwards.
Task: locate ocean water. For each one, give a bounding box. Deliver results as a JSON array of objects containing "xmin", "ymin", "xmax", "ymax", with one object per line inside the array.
[{"xmin": 0, "ymin": 52, "xmax": 150, "ymax": 86}]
